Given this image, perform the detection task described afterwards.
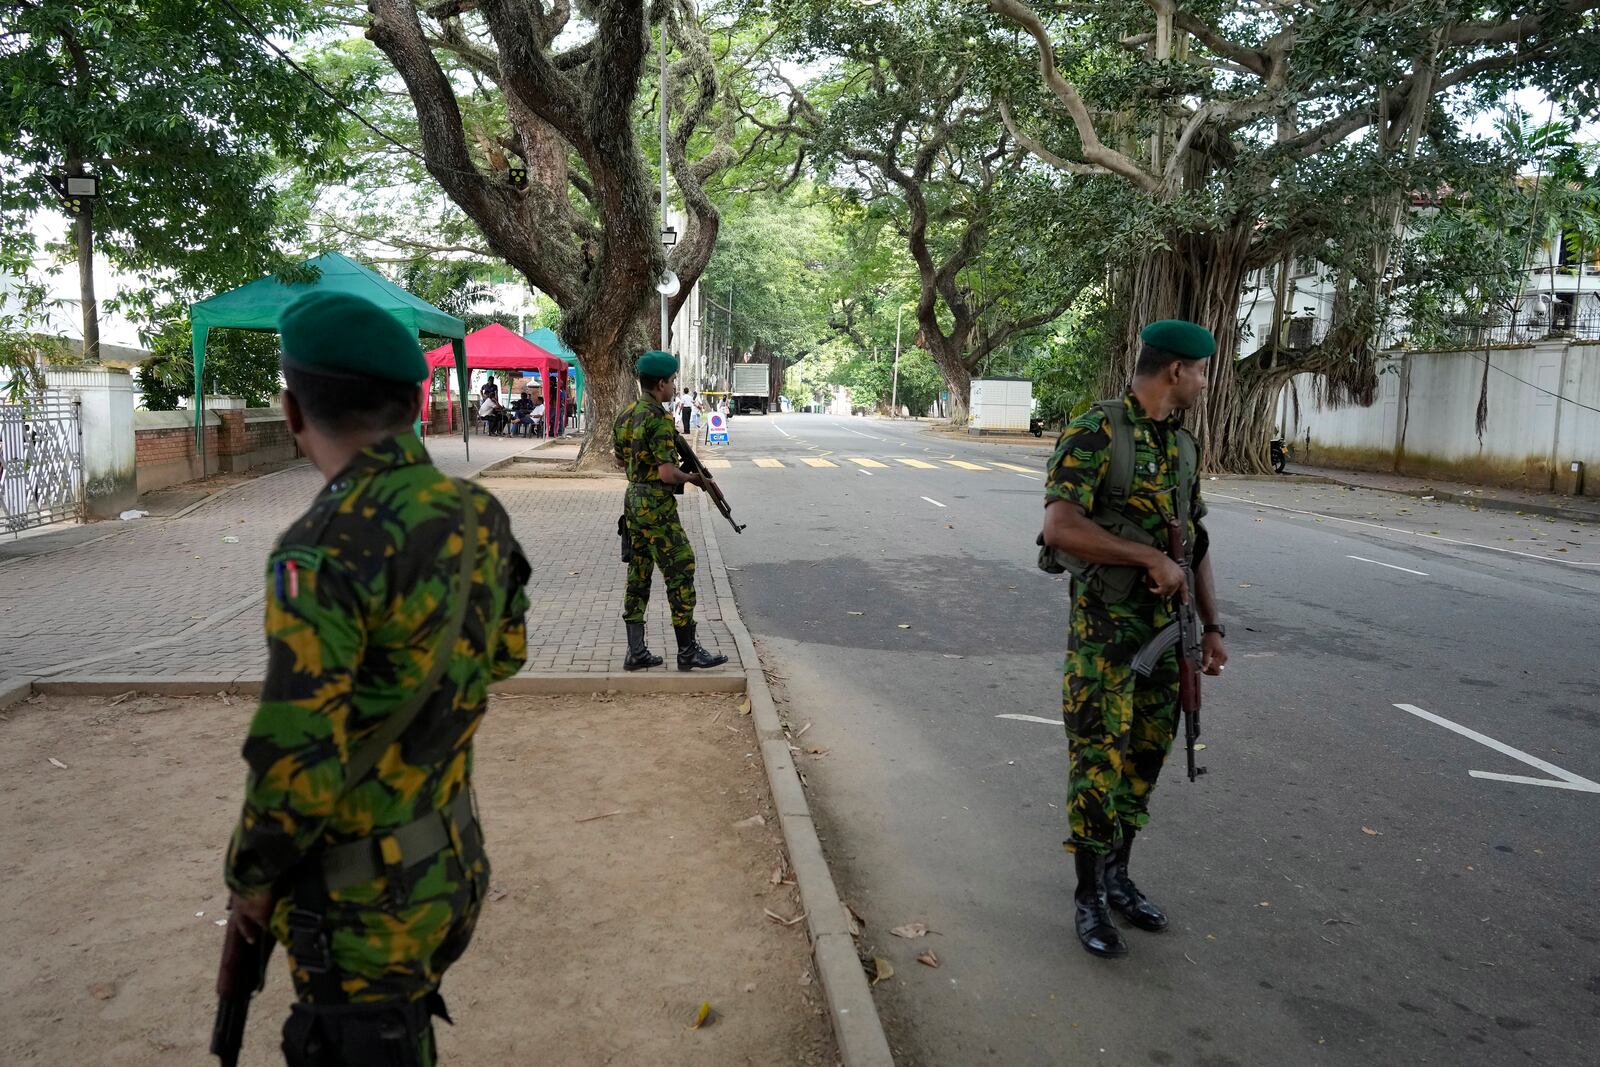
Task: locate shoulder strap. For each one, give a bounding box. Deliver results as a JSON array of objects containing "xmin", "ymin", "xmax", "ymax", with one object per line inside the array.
[
  {"xmin": 1096, "ymin": 399, "xmax": 1135, "ymax": 504},
  {"xmin": 338, "ymin": 479, "xmax": 478, "ymax": 799},
  {"xmin": 1175, "ymin": 427, "xmax": 1199, "ymax": 533}
]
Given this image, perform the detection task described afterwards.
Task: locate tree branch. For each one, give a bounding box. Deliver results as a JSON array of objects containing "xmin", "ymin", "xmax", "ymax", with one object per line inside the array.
[{"xmin": 985, "ymin": 0, "xmax": 1160, "ymax": 194}]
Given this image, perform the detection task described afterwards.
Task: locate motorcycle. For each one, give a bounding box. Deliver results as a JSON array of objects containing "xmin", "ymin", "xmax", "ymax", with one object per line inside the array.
[{"xmin": 1270, "ymin": 436, "xmax": 1289, "ymax": 474}]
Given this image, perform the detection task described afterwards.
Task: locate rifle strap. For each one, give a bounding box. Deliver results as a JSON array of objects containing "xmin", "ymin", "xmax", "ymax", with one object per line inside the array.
[{"xmin": 339, "ymin": 479, "xmax": 477, "ymax": 797}]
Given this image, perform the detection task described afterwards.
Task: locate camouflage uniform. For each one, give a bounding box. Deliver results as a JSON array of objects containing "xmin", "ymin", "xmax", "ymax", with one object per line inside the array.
[
  {"xmin": 225, "ymin": 432, "xmax": 529, "ymax": 1062},
  {"xmin": 1045, "ymin": 393, "xmax": 1207, "ymax": 856},
  {"xmin": 613, "ymin": 396, "xmax": 696, "ymax": 628}
]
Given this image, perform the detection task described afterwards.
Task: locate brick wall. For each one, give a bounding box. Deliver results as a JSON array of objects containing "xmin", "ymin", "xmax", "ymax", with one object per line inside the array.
[{"xmin": 134, "ymin": 407, "xmax": 299, "ymax": 492}]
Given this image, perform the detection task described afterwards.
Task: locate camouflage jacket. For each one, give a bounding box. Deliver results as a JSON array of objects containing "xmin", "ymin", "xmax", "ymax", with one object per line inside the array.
[
  {"xmin": 1044, "ymin": 392, "xmax": 1208, "ymax": 610},
  {"xmin": 612, "ymin": 396, "xmax": 677, "ymax": 488},
  {"xmin": 225, "ymin": 433, "xmax": 530, "ymax": 898}
]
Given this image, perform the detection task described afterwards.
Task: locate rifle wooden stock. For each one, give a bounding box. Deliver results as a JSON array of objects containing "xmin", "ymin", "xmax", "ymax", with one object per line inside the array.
[{"xmin": 1165, "ymin": 515, "xmax": 1206, "ymax": 782}]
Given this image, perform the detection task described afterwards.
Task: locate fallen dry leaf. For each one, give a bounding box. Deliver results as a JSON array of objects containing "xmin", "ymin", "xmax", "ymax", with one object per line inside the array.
[
  {"xmin": 47, "ymin": 757, "xmax": 67, "ymax": 770},
  {"xmin": 891, "ymin": 922, "xmax": 929, "ymax": 939},
  {"xmin": 88, "ymin": 982, "xmax": 116, "ymax": 1001},
  {"xmin": 916, "ymin": 951, "xmax": 940, "ymax": 969},
  {"xmin": 689, "ymin": 1001, "xmax": 715, "ymax": 1030},
  {"xmin": 107, "ymin": 691, "xmax": 135, "ymax": 706},
  {"xmin": 799, "ymin": 970, "xmax": 813, "ymax": 987},
  {"xmin": 897, "ymin": 623, "xmax": 911, "ymax": 629},
  {"xmin": 1361, "ymin": 826, "xmax": 1382, "ymax": 837},
  {"xmin": 738, "ymin": 696, "xmax": 752, "ymax": 716},
  {"xmin": 733, "ymin": 814, "xmax": 766, "ymax": 829},
  {"xmin": 871, "ymin": 957, "xmax": 894, "ymax": 985},
  {"xmin": 769, "ymin": 862, "xmax": 787, "ymax": 886},
  {"xmin": 847, "ymin": 611, "xmax": 864, "ymax": 616},
  {"xmin": 764, "ymin": 908, "xmax": 806, "ymax": 927},
  {"xmin": 486, "ymin": 886, "xmax": 508, "ymax": 902},
  {"xmin": 841, "ymin": 902, "xmax": 864, "ymax": 937},
  {"xmin": 805, "ymin": 746, "xmax": 830, "ymax": 757}
]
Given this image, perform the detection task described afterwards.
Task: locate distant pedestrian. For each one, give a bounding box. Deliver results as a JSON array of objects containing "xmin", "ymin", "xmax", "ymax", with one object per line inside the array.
[
  {"xmin": 1038, "ymin": 319, "xmax": 1228, "ymax": 959},
  {"xmin": 612, "ymin": 349, "xmax": 728, "ymax": 673}
]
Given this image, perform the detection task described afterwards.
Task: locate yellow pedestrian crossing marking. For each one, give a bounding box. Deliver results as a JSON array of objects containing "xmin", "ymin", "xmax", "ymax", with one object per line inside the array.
[
  {"xmin": 847, "ymin": 457, "xmax": 889, "ymax": 468},
  {"xmin": 943, "ymin": 460, "xmax": 990, "ymax": 471},
  {"xmin": 895, "ymin": 458, "xmax": 939, "ymax": 469},
  {"xmin": 704, "ymin": 458, "xmax": 732, "ymax": 469},
  {"xmin": 801, "ymin": 457, "xmax": 838, "ymax": 468},
  {"xmin": 753, "ymin": 457, "xmax": 784, "ymax": 468},
  {"xmin": 991, "ymin": 462, "xmax": 1038, "ymax": 473}
]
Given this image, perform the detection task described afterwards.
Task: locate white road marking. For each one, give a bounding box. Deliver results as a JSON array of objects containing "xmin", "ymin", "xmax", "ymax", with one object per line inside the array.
[
  {"xmin": 772, "ymin": 422, "xmax": 792, "ymax": 438},
  {"xmin": 922, "ymin": 496, "xmax": 947, "ymax": 508},
  {"xmin": 838, "ymin": 424, "xmax": 885, "ymax": 440},
  {"xmin": 1392, "ymin": 703, "xmax": 1600, "ymax": 794},
  {"xmin": 1210, "ymin": 492, "xmax": 1600, "ymax": 569},
  {"xmin": 858, "ymin": 469, "xmax": 874, "ymax": 476},
  {"xmin": 997, "ymin": 713, "xmax": 1060, "ymax": 726},
  {"xmin": 1015, "ymin": 472, "xmax": 1041, "ymax": 481},
  {"xmin": 1347, "ymin": 555, "xmax": 1429, "ymax": 577}
]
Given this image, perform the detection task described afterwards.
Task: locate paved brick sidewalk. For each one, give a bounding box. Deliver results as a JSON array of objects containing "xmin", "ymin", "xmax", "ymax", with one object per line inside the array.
[{"xmin": 0, "ymin": 434, "xmax": 740, "ymax": 685}]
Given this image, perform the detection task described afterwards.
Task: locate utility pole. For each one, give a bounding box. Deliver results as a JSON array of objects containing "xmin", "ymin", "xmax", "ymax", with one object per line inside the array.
[{"xmin": 891, "ymin": 304, "xmax": 903, "ymax": 416}]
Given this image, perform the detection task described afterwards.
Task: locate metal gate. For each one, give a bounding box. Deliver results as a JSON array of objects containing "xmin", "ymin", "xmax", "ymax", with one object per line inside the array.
[{"xmin": 0, "ymin": 392, "xmax": 83, "ymax": 533}]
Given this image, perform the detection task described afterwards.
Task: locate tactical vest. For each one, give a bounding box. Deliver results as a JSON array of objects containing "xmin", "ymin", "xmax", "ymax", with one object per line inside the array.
[{"xmin": 1038, "ymin": 398, "xmax": 1198, "ymax": 600}]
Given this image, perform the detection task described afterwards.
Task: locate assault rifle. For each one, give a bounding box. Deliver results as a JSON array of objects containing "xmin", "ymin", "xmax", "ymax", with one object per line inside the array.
[
  {"xmin": 210, "ymin": 916, "xmax": 274, "ymax": 1066},
  {"xmin": 676, "ymin": 431, "xmax": 746, "ymax": 534},
  {"xmin": 1130, "ymin": 504, "xmax": 1207, "ymax": 782}
]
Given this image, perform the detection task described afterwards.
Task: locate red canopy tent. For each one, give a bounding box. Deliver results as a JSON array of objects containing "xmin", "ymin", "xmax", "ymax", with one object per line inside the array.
[{"xmin": 425, "ymin": 323, "xmax": 571, "ymax": 437}]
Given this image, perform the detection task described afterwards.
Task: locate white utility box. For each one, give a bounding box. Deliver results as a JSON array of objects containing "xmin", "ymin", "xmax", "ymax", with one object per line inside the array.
[{"xmin": 968, "ymin": 377, "xmax": 1033, "ymax": 433}]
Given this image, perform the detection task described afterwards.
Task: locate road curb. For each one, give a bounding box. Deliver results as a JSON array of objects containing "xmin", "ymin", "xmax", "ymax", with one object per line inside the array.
[
  {"xmin": 0, "ymin": 677, "xmax": 35, "ymax": 711},
  {"xmin": 697, "ymin": 492, "xmax": 896, "ymax": 1067},
  {"xmin": 22, "ymin": 671, "xmax": 746, "ymax": 698},
  {"xmin": 1296, "ymin": 469, "xmax": 1600, "ymax": 525}
]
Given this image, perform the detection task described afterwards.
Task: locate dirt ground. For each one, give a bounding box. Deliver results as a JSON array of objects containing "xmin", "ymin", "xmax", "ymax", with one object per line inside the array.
[{"xmin": 0, "ymin": 690, "xmax": 836, "ymax": 1066}]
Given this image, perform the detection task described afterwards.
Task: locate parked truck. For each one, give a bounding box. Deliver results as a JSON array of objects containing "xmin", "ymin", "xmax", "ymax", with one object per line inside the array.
[{"xmin": 731, "ymin": 362, "xmax": 771, "ymax": 415}]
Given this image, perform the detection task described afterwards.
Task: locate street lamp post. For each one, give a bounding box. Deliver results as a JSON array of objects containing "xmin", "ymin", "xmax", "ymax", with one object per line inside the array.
[{"xmin": 890, "ymin": 304, "xmax": 903, "ymax": 416}]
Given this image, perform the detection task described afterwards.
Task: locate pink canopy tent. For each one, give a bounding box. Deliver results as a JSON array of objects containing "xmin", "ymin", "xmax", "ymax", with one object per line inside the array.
[{"xmin": 424, "ymin": 323, "xmax": 571, "ymax": 437}]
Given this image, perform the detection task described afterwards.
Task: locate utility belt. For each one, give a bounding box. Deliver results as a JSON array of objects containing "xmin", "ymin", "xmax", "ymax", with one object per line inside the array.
[{"xmin": 284, "ymin": 790, "xmax": 481, "ymax": 999}]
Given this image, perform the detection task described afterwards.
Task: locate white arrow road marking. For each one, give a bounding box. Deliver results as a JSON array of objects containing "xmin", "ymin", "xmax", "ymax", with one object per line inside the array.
[
  {"xmin": 997, "ymin": 713, "xmax": 1060, "ymax": 726},
  {"xmin": 922, "ymin": 496, "xmax": 947, "ymax": 508},
  {"xmin": 1348, "ymin": 555, "xmax": 1429, "ymax": 576},
  {"xmin": 1393, "ymin": 703, "xmax": 1600, "ymax": 794}
]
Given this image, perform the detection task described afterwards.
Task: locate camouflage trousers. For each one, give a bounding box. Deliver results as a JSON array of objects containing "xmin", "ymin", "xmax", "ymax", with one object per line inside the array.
[
  {"xmin": 623, "ymin": 484, "xmax": 696, "ymax": 628},
  {"xmin": 271, "ymin": 826, "xmax": 489, "ymax": 1064},
  {"xmin": 1062, "ymin": 594, "xmax": 1180, "ymax": 856}
]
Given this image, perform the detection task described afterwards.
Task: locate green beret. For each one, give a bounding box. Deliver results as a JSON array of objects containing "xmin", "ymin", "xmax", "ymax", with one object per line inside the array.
[
  {"xmin": 1140, "ymin": 319, "xmax": 1216, "ymax": 360},
  {"xmin": 635, "ymin": 349, "xmax": 679, "ymax": 379},
  {"xmin": 278, "ymin": 291, "xmax": 427, "ymax": 384}
]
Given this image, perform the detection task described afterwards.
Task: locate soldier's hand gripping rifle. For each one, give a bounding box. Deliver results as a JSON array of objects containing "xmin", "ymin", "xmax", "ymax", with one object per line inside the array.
[
  {"xmin": 1130, "ymin": 506, "xmax": 1207, "ymax": 782},
  {"xmin": 675, "ymin": 431, "xmax": 746, "ymax": 534},
  {"xmin": 210, "ymin": 913, "xmax": 274, "ymax": 1066}
]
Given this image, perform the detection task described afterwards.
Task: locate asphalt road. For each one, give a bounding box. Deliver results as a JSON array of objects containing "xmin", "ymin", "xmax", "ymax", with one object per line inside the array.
[{"xmin": 707, "ymin": 412, "xmax": 1600, "ymax": 1067}]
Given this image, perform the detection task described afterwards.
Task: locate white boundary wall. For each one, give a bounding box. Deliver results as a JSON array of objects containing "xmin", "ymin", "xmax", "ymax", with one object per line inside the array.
[{"xmin": 1276, "ymin": 341, "xmax": 1600, "ymax": 495}]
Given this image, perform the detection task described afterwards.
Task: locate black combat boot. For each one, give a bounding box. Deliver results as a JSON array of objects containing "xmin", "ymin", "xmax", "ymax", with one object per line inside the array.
[
  {"xmin": 1073, "ymin": 851, "xmax": 1129, "ymax": 958},
  {"xmin": 623, "ymin": 621, "xmax": 663, "ymax": 671},
  {"xmin": 674, "ymin": 622, "xmax": 728, "ymax": 671},
  {"xmin": 1104, "ymin": 831, "xmax": 1168, "ymax": 932}
]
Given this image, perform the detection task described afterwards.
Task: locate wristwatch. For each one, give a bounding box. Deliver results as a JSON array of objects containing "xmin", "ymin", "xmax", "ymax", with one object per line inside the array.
[{"xmin": 1202, "ymin": 623, "xmax": 1226, "ymax": 638}]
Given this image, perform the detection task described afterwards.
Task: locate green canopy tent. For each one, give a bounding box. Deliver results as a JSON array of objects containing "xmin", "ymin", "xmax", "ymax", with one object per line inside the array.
[
  {"xmin": 189, "ymin": 252, "xmax": 472, "ymax": 468},
  {"xmin": 523, "ymin": 326, "xmax": 581, "ymax": 416}
]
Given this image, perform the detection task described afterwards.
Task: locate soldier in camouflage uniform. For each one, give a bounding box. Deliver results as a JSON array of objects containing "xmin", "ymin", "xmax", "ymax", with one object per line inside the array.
[
  {"xmin": 1041, "ymin": 319, "xmax": 1229, "ymax": 959},
  {"xmin": 222, "ymin": 291, "xmax": 530, "ymax": 1063},
  {"xmin": 613, "ymin": 349, "xmax": 727, "ymax": 671}
]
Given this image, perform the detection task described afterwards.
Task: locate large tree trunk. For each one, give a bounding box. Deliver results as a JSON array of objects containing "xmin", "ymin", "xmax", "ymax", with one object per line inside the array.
[{"xmin": 1117, "ymin": 228, "xmax": 1270, "ymax": 471}]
